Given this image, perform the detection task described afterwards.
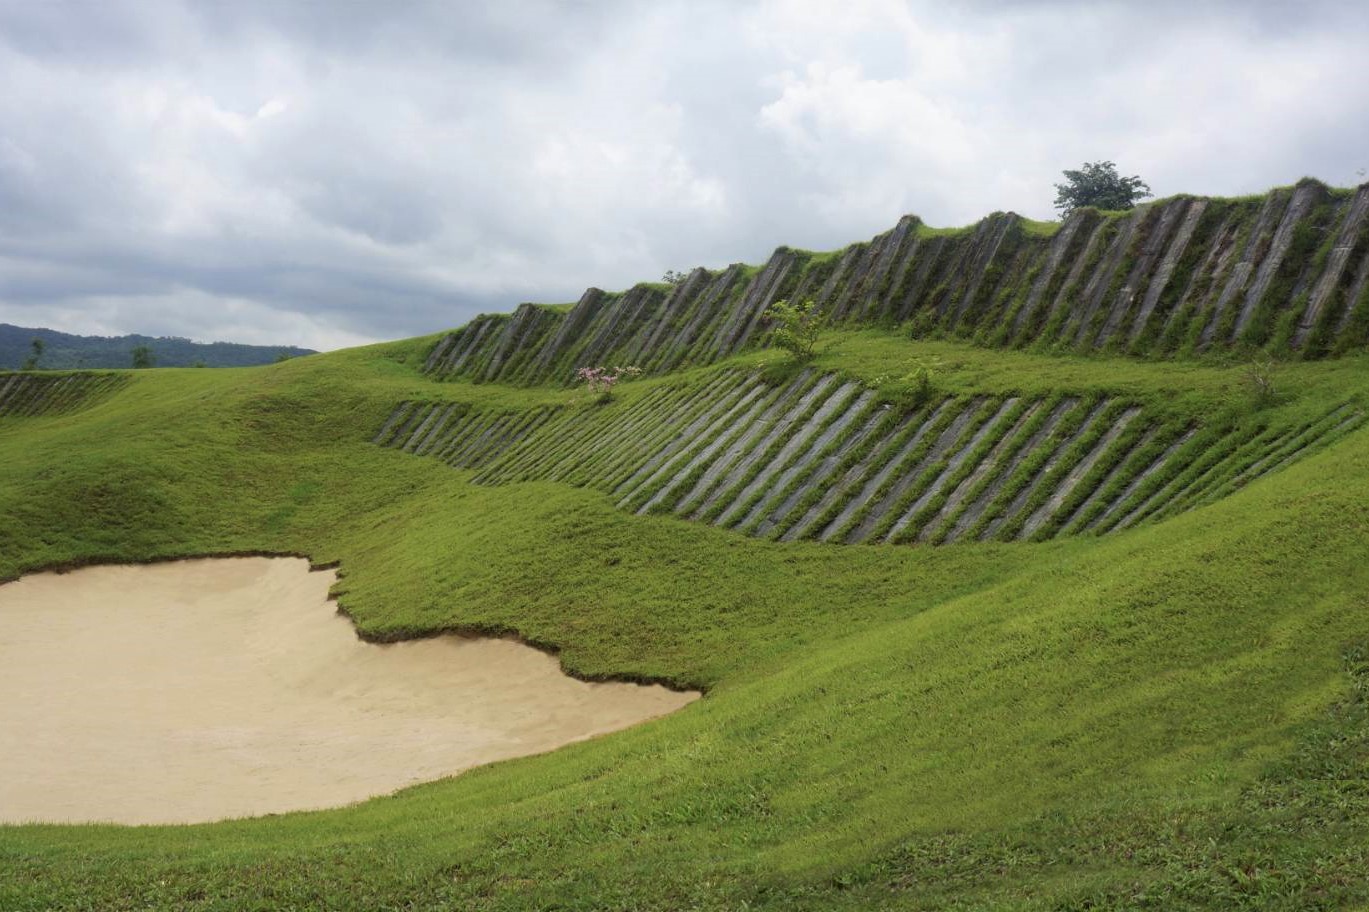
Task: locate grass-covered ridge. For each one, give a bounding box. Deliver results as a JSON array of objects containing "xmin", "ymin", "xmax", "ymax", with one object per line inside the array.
[{"xmin": 2, "ymin": 325, "xmax": 1369, "ymax": 909}]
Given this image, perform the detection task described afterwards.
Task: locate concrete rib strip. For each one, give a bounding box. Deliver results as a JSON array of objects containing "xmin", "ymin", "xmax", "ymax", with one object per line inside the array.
[
  {"xmin": 1086, "ymin": 429, "xmax": 1197, "ymax": 532},
  {"xmin": 371, "ymin": 402, "xmax": 414, "ymax": 445},
  {"xmin": 883, "ymin": 398, "xmax": 1017, "ymax": 543},
  {"xmin": 637, "ymin": 391, "xmax": 778, "ymax": 515},
  {"xmin": 39, "ymin": 377, "xmax": 68, "ymax": 414},
  {"xmin": 449, "ymin": 413, "xmax": 516, "ymax": 465},
  {"xmin": 399, "ymin": 405, "xmax": 442, "ymax": 452},
  {"xmin": 672, "ymin": 373, "xmax": 819, "ymax": 515},
  {"xmin": 614, "ymin": 381, "xmax": 762, "ymax": 505},
  {"xmin": 559, "ymin": 379, "xmax": 727, "ymax": 488},
  {"xmin": 1127, "ymin": 200, "xmax": 1209, "ymax": 345},
  {"xmin": 439, "ymin": 411, "xmax": 500, "ymax": 463},
  {"xmin": 1250, "ymin": 413, "xmax": 1364, "ymax": 479},
  {"xmin": 440, "ymin": 413, "xmax": 501, "ymax": 465},
  {"xmin": 48, "ymin": 377, "xmax": 81, "ymax": 414},
  {"xmin": 1200, "ymin": 191, "xmax": 1289, "ymax": 346},
  {"xmin": 474, "ymin": 410, "xmax": 553, "ymax": 467},
  {"xmin": 623, "ymin": 384, "xmax": 767, "ymax": 511},
  {"xmin": 19, "ymin": 377, "xmax": 49, "ymax": 415},
  {"xmin": 544, "ymin": 386, "xmax": 683, "ymax": 483},
  {"xmin": 17, "ymin": 376, "xmax": 52, "ymax": 416},
  {"xmin": 456, "ymin": 411, "xmax": 530, "ymax": 466},
  {"xmin": 25, "ymin": 377, "xmax": 57, "ymax": 416},
  {"xmin": 470, "ymin": 407, "xmax": 574, "ymax": 480},
  {"xmin": 1092, "ymin": 203, "xmax": 1188, "ymax": 348},
  {"xmin": 1059, "ymin": 425, "xmax": 1159, "ymax": 534},
  {"xmin": 411, "ymin": 405, "xmax": 456, "ymax": 455},
  {"xmin": 412, "ymin": 405, "xmax": 460, "ymax": 456},
  {"xmin": 795, "ymin": 406, "xmax": 937, "ymax": 542},
  {"xmin": 764, "ymin": 403, "xmax": 893, "ymax": 537},
  {"xmin": 456, "ymin": 318, "xmax": 503, "ymax": 377},
  {"xmin": 1018, "ymin": 406, "xmax": 1142, "ymax": 539},
  {"xmin": 501, "ymin": 410, "xmax": 559, "ymax": 460},
  {"xmin": 49, "ymin": 376, "xmax": 81, "ymax": 413},
  {"xmin": 1036, "ymin": 220, "xmax": 1109, "ymax": 343},
  {"xmin": 818, "ymin": 399, "xmax": 954, "ymax": 543},
  {"xmin": 0, "ymin": 375, "xmax": 23, "ymax": 412},
  {"xmin": 46, "ymin": 377, "xmax": 76, "ymax": 414},
  {"xmin": 473, "ymin": 407, "xmax": 582, "ymax": 483},
  {"xmin": 1232, "ymin": 182, "xmax": 1322, "ymax": 340},
  {"xmin": 422, "ymin": 335, "xmax": 457, "ymax": 373},
  {"xmin": 443, "ymin": 319, "xmax": 494, "ymax": 377},
  {"xmin": 921, "ymin": 400, "xmax": 1045, "ymax": 543},
  {"xmin": 1332, "ymin": 235, "xmax": 1369, "ymax": 341},
  {"xmin": 1067, "ymin": 219, "xmax": 1139, "ymax": 345},
  {"xmin": 498, "ymin": 384, "xmax": 667, "ymax": 483},
  {"xmin": 1155, "ymin": 211, "xmax": 1240, "ymax": 343},
  {"xmin": 845, "ymin": 400, "xmax": 987, "ymax": 543},
  {"xmin": 1157, "ymin": 424, "xmax": 1302, "ymax": 518},
  {"xmin": 4, "ymin": 375, "xmax": 31, "ymax": 412},
  {"xmin": 713, "ymin": 379, "xmax": 861, "ymax": 527},
  {"xmin": 1202, "ymin": 409, "xmax": 1352, "ymax": 503},
  {"xmin": 378, "ymin": 403, "xmax": 418, "ymax": 446},
  {"xmin": 3, "ymin": 376, "xmax": 32, "ymax": 414},
  {"xmin": 512, "ymin": 404, "xmax": 627, "ymax": 481},
  {"xmin": 740, "ymin": 391, "xmax": 879, "ymax": 533},
  {"xmin": 0, "ymin": 374, "xmax": 23, "ymax": 409},
  {"xmin": 1109, "ymin": 429, "xmax": 1247, "ymax": 532},
  {"xmin": 573, "ymin": 383, "xmax": 732, "ymax": 482},
  {"xmin": 449, "ymin": 412, "xmax": 512, "ymax": 464},
  {"xmin": 688, "ymin": 372, "xmax": 834, "ymax": 519},
  {"xmin": 981, "ymin": 400, "xmax": 1108, "ymax": 540},
  {"xmin": 590, "ymin": 375, "xmax": 740, "ymax": 489},
  {"xmin": 441, "ymin": 412, "xmax": 500, "ymax": 465},
  {"xmin": 382, "ymin": 404, "xmax": 431, "ymax": 448},
  {"xmin": 1296, "ymin": 187, "xmax": 1369, "ymax": 345}
]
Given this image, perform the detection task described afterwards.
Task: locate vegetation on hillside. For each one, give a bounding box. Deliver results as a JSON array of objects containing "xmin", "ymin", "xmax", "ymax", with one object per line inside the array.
[
  {"xmin": 2, "ymin": 325, "xmax": 1368, "ymax": 909},
  {"xmin": 0, "ymin": 323, "xmax": 315, "ymax": 370},
  {"xmin": 1053, "ymin": 160, "xmax": 1153, "ymax": 214}
]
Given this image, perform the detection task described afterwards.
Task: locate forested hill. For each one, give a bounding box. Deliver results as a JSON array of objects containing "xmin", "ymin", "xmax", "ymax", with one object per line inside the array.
[{"xmin": 0, "ymin": 323, "xmax": 316, "ymax": 369}]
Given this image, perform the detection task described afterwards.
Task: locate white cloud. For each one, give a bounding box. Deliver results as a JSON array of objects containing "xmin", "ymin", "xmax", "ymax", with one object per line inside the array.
[{"xmin": 0, "ymin": 0, "xmax": 1367, "ymax": 350}]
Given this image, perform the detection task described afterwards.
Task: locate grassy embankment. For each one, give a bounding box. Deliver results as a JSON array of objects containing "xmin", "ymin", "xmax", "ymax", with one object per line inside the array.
[{"xmin": 1, "ymin": 329, "xmax": 1367, "ymax": 910}]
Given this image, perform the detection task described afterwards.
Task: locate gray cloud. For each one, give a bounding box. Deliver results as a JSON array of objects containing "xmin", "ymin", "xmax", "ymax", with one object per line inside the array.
[{"xmin": 1, "ymin": 0, "xmax": 1367, "ymax": 350}]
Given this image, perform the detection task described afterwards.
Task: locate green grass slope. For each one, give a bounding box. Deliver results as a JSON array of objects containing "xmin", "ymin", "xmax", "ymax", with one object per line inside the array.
[{"xmin": 1, "ymin": 333, "xmax": 1367, "ymax": 910}]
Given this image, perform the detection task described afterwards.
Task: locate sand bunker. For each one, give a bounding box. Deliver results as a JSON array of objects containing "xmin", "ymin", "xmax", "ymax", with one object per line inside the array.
[{"xmin": 0, "ymin": 556, "xmax": 697, "ymax": 825}]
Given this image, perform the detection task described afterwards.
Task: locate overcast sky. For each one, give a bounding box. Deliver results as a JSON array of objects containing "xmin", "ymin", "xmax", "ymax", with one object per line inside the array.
[{"xmin": 1, "ymin": 0, "xmax": 1367, "ymax": 351}]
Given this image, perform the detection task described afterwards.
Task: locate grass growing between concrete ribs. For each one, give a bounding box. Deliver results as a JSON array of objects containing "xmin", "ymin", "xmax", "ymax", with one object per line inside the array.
[{"xmin": 1, "ymin": 330, "xmax": 1369, "ymax": 910}]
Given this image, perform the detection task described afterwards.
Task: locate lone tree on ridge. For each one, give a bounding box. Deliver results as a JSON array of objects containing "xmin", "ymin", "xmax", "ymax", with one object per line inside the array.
[{"xmin": 1053, "ymin": 161, "xmax": 1152, "ymax": 215}]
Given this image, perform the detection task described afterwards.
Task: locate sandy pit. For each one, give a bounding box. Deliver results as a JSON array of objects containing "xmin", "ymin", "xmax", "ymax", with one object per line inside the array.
[{"xmin": 0, "ymin": 556, "xmax": 697, "ymax": 825}]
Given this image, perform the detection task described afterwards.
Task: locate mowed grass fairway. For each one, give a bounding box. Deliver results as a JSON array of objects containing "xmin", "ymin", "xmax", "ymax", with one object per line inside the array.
[{"xmin": 1, "ymin": 331, "xmax": 1368, "ymax": 910}]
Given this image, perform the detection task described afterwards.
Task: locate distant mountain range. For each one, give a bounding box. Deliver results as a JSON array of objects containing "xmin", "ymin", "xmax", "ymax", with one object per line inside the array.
[{"xmin": 0, "ymin": 324, "xmax": 316, "ymax": 370}]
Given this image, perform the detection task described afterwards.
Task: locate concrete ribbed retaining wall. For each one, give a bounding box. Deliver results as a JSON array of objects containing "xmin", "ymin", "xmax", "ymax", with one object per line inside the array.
[
  {"xmin": 423, "ymin": 180, "xmax": 1369, "ymax": 386},
  {"xmin": 375, "ymin": 371, "xmax": 1363, "ymax": 545},
  {"xmin": 0, "ymin": 373, "xmax": 129, "ymax": 418}
]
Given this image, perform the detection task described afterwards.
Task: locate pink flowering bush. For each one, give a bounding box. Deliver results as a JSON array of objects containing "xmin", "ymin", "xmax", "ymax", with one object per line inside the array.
[{"xmin": 575, "ymin": 365, "xmax": 643, "ymax": 401}]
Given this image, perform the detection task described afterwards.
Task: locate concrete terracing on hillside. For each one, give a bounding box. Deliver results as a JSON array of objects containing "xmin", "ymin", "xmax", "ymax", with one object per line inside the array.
[
  {"xmin": 376, "ymin": 371, "xmax": 1363, "ymax": 545},
  {"xmin": 0, "ymin": 373, "xmax": 128, "ymax": 418},
  {"xmin": 422, "ymin": 180, "xmax": 1369, "ymax": 387}
]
